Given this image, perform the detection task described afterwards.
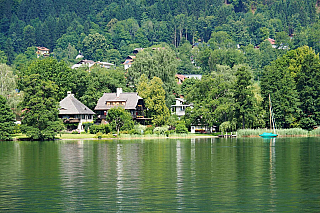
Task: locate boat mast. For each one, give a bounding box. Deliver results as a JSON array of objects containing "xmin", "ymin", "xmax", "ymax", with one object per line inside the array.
[{"xmin": 269, "ymin": 94, "xmax": 272, "ymax": 130}]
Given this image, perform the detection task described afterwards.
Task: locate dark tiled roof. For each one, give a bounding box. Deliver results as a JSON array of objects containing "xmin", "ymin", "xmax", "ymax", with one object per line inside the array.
[
  {"xmin": 59, "ymin": 94, "xmax": 94, "ymax": 115},
  {"xmin": 95, "ymin": 92, "xmax": 142, "ymax": 110}
]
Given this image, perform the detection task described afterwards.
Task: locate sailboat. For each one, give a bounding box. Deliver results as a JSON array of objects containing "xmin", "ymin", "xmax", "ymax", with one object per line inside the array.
[{"xmin": 260, "ymin": 94, "xmax": 278, "ymax": 138}]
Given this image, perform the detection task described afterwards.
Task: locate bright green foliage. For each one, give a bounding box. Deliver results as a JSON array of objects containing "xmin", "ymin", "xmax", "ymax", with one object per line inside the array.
[
  {"xmin": 20, "ymin": 74, "xmax": 64, "ymax": 140},
  {"xmin": 106, "ymin": 106, "xmax": 133, "ymax": 134},
  {"xmin": 137, "ymin": 76, "xmax": 170, "ymax": 126},
  {"xmin": 0, "ymin": 95, "xmax": 15, "ymax": 140},
  {"xmin": 175, "ymin": 121, "xmax": 188, "ymax": 133},
  {"xmin": 0, "ymin": 64, "xmax": 22, "ymax": 112},
  {"xmin": 127, "ymin": 47, "xmax": 178, "ymax": 106},
  {"xmin": 294, "ymin": 47, "xmax": 320, "ymax": 129}
]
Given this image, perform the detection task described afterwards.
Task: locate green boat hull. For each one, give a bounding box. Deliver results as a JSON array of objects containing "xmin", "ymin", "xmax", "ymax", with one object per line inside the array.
[{"xmin": 259, "ymin": 132, "xmax": 278, "ymax": 137}]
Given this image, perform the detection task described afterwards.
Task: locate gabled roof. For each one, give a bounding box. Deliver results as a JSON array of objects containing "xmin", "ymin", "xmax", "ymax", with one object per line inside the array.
[
  {"xmin": 37, "ymin": 46, "xmax": 49, "ymax": 51},
  {"xmin": 267, "ymin": 38, "xmax": 276, "ymax": 45},
  {"xmin": 95, "ymin": 92, "xmax": 142, "ymax": 110},
  {"xmin": 59, "ymin": 93, "xmax": 94, "ymax": 115}
]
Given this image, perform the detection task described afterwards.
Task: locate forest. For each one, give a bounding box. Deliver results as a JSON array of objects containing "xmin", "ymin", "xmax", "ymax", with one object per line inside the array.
[{"xmin": 2, "ymin": 0, "xmax": 320, "ymax": 139}]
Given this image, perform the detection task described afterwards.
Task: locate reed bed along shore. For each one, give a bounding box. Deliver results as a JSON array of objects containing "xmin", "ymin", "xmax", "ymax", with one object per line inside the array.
[{"xmin": 237, "ymin": 128, "xmax": 320, "ymax": 137}]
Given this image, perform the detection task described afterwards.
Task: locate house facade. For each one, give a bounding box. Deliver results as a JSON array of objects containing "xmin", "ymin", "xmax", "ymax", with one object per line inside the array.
[
  {"xmin": 71, "ymin": 60, "xmax": 95, "ymax": 69},
  {"xmin": 36, "ymin": 47, "xmax": 50, "ymax": 58},
  {"xmin": 95, "ymin": 88, "xmax": 149, "ymax": 124},
  {"xmin": 59, "ymin": 92, "xmax": 95, "ymax": 132},
  {"xmin": 171, "ymin": 98, "xmax": 193, "ymax": 117},
  {"xmin": 123, "ymin": 56, "xmax": 136, "ymax": 70}
]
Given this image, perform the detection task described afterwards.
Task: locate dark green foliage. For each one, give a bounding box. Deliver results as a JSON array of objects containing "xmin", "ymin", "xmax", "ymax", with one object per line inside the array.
[
  {"xmin": 234, "ymin": 66, "xmax": 259, "ymax": 129},
  {"xmin": 106, "ymin": 107, "xmax": 134, "ymax": 134},
  {"xmin": 20, "ymin": 74, "xmax": 65, "ymax": 140},
  {"xmin": 0, "ymin": 95, "xmax": 15, "ymax": 140},
  {"xmin": 261, "ymin": 46, "xmax": 320, "ymax": 129},
  {"xmin": 89, "ymin": 124, "xmax": 111, "ymax": 134},
  {"xmin": 18, "ymin": 58, "xmax": 76, "ymax": 101}
]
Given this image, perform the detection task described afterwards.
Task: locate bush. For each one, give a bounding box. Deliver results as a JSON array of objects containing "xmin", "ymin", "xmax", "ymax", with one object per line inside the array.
[
  {"xmin": 72, "ymin": 130, "xmax": 80, "ymax": 134},
  {"xmin": 153, "ymin": 126, "xmax": 169, "ymax": 135},
  {"xmin": 129, "ymin": 129, "xmax": 138, "ymax": 135},
  {"xmin": 90, "ymin": 124, "xmax": 111, "ymax": 134},
  {"xmin": 14, "ymin": 124, "xmax": 21, "ymax": 134},
  {"xmin": 175, "ymin": 122, "xmax": 188, "ymax": 133},
  {"xmin": 82, "ymin": 122, "xmax": 93, "ymax": 133},
  {"xmin": 144, "ymin": 130, "xmax": 153, "ymax": 135},
  {"xmin": 134, "ymin": 124, "xmax": 146, "ymax": 135}
]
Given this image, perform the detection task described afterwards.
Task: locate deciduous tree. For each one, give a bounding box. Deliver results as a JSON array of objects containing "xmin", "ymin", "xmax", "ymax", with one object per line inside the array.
[{"xmin": 20, "ymin": 74, "xmax": 64, "ymax": 140}]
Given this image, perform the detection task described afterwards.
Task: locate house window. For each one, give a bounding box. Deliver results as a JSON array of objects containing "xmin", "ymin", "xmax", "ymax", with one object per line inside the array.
[
  {"xmin": 88, "ymin": 115, "xmax": 92, "ymax": 119},
  {"xmin": 82, "ymin": 115, "xmax": 85, "ymax": 119},
  {"xmin": 106, "ymin": 102, "xmax": 110, "ymax": 106}
]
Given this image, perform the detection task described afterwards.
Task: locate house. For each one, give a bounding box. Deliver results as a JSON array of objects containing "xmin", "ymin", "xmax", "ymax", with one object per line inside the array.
[
  {"xmin": 96, "ymin": 61, "xmax": 115, "ymax": 69},
  {"xmin": 36, "ymin": 47, "xmax": 50, "ymax": 58},
  {"xmin": 123, "ymin": 56, "xmax": 136, "ymax": 70},
  {"xmin": 267, "ymin": 38, "xmax": 277, "ymax": 48},
  {"xmin": 133, "ymin": 48, "xmax": 144, "ymax": 54},
  {"xmin": 171, "ymin": 98, "xmax": 193, "ymax": 117},
  {"xmin": 94, "ymin": 88, "xmax": 150, "ymax": 124},
  {"xmin": 71, "ymin": 60, "xmax": 95, "ymax": 69},
  {"xmin": 191, "ymin": 124, "xmax": 216, "ymax": 134},
  {"xmin": 184, "ymin": 74, "xmax": 202, "ymax": 80},
  {"xmin": 175, "ymin": 74, "xmax": 186, "ymax": 84},
  {"xmin": 59, "ymin": 91, "xmax": 95, "ymax": 132}
]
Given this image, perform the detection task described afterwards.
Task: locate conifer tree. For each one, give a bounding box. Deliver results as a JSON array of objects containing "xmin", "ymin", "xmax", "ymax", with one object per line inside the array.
[{"xmin": 0, "ymin": 95, "xmax": 15, "ymax": 140}]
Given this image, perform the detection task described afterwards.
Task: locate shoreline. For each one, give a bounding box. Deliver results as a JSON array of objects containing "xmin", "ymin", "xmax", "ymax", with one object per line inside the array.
[{"xmin": 56, "ymin": 135, "xmax": 219, "ymax": 141}]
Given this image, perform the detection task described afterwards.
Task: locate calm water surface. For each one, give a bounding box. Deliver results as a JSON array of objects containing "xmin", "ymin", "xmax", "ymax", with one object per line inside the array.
[{"xmin": 1, "ymin": 137, "xmax": 320, "ymax": 212}]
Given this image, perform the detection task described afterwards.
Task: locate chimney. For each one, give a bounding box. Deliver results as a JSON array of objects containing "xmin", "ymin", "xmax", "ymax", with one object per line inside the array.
[
  {"xmin": 116, "ymin": 88, "xmax": 122, "ymax": 97},
  {"xmin": 67, "ymin": 91, "xmax": 72, "ymax": 96}
]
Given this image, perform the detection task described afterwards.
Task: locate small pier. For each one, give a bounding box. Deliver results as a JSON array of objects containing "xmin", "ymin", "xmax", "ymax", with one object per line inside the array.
[{"xmin": 218, "ymin": 132, "xmax": 237, "ymax": 138}]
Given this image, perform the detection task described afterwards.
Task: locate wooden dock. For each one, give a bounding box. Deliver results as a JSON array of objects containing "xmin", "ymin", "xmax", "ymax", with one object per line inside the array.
[{"xmin": 218, "ymin": 132, "xmax": 237, "ymax": 138}]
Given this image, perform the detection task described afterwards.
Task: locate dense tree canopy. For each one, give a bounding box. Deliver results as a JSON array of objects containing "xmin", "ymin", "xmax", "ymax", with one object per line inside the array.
[
  {"xmin": 20, "ymin": 74, "xmax": 64, "ymax": 140},
  {"xmin": 0, "ymin": 95, "xmax": 15, "ymax": 140}
]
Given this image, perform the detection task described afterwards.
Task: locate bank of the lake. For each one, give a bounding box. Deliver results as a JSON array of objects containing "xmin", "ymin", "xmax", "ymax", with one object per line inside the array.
[
  {"xmin": 237, "ymin": 128, "xmax": 320, "ymax": 137},
  {"xmin": 13, "ymin": 133, "xmax": 218, "ymax": 141}
]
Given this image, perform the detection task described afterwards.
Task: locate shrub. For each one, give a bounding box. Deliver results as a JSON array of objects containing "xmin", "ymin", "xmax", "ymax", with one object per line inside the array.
[
  {"xmin": 144, "ymin": 130, "xmax": 153, "ymax": 135},
  {"xmin": 134, "ymin": 124, "xmax": 146, "ymax": 135},
  {"xmin": 153, "ymin": 126, "xmax": 169, "ymax": 135},
  {"xmin": 175, "ymin": 122, "xmax": 188, "ymax": 133},
  {"xmin": 82, "ymin": 122, "xmax": 93, "ymax": 133},
  {"xmin": 90, "ymin": 124, "xmax": 111, "ymax": 134}
]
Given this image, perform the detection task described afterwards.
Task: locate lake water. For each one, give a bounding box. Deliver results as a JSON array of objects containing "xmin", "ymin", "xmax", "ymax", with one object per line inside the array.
[{"xmin": 1, "ymin": 137, "xmax": 320, "ymax": 212}]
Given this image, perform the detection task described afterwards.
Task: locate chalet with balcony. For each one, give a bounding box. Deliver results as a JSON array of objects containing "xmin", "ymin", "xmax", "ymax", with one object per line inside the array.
[
  {"xmin": 171, "ymin": 98, "xmax": 193, "ymax": 118},
  {"xmin": 95, "ymin": 88, "xmax": 150, "ymax": 124},
  {"xmin": 59, "ymin": 92, "xmax": 94, "ymax": 132}
]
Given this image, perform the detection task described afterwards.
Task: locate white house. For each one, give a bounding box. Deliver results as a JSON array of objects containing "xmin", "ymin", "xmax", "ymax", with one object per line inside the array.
[
  {"xmin": 171, "ymin": 98, "xmax": 193, "ymax": 117},
  {"xmin": 71, "ymin": 60, "xmax": 95, "ymax": 69},
  {"xmin": 123, "ymin": 56, "xmax": 136, "ymax": 70}
]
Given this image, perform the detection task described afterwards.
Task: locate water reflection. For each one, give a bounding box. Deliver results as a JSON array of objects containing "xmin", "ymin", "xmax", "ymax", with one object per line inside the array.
[{"xmin": 1, "ymin": 138, "xmax": 320, "ymax": 211}]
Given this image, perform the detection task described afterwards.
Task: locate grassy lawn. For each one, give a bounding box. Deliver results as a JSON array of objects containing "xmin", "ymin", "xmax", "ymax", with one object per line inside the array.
[{"xmin": 56, "ymin": 133, "xmax": 96, "ymax": 139}]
